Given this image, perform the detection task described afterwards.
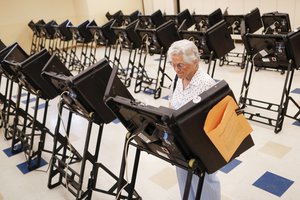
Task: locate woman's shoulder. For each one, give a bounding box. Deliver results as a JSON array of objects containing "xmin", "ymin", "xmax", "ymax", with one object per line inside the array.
[{"xmin": 195, "ymin": 69, "xmax": 215, "ymax": 85}]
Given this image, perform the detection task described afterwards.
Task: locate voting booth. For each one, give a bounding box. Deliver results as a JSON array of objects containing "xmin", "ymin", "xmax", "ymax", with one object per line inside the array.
[{"xmin": 105, "ymin": 67, "xmax": 254, "ymax": 199}]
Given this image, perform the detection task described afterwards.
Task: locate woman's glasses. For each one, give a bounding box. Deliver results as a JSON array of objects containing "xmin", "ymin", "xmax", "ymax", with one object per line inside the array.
[{"xmin": 172, "ymin": 62, "xmax": 186, "ymax": 69}]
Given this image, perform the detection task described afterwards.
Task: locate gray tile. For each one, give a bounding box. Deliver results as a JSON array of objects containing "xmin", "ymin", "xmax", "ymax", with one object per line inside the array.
[
  {"xmin": 149, "ymin": 167, "xmax": 177, "ymax": 190},
  {"xmin": 258, "ymin": 141, "xmax": 292, "ymax": 159}
]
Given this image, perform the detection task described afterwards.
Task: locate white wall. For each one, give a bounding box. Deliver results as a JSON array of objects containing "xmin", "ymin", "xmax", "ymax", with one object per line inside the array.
[
  {"xmin": 0, "ymin": 0, "xmax": 77, "ymax": 51},
  {"xmin": 82, "ymin": 0, "xmax": 143, "ymax": 24},
  {"xmin": 143, "ymin": 0, "xmax": 176, "ymax": 15}
]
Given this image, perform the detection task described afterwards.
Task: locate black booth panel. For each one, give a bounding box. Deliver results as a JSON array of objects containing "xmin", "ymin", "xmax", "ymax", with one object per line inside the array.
[
  {"xmin": 102, "ymin": 20, "xmax": 118, "ymax": 45},
  {"xmin": 205, "ymin": 20, "xmax": 235, "ymax": 59},
  {"xmin": 171, "ymin": 80, "xmax": 254, "ymax": 173},
  {"xmin": 138, "ymin": 15, "xmax": 153, "ymax": 29},
  {"xmin": 0, "ymin": 40, "xmax": 7, "ymax": 72},
  {"xmin": 86, "ymin": 20, "xmax": 98, "ymax": 41},
  {"xmin": 42, "ymin": 54, "xmax": 72, "ymax": 76},
  {"xmin": 86, "ymin": 20, "xmax": 98, "ymax": 37},
  {"xmin": 57, "ymin": 20, "xmax": 73, "ymax": 41},
  {"xmin": 42, "ymin": 20, "xmax": 57, "ymax": 39},
  {"xmin": 3, "ymin": 44, "xmax": 28, "ymax": 64},
  {"xmin": 112, "ymin": 19, "xmax": 142, "ymax": 49},
  {"xmin": 135, "ymin": 27, "xmax": 156, "ymax": 44},
  {"xmin": 243, "ymin": 33, "xmax": 279, "ymax": 55},
  {"xmin": 151, "ymin": 10, "xmax": 166, "ymax": 28},
  {"xmin": 0, "ymin": 44, "xmax": 16, "ymax": 75},
  {"xmin": 244, "ymin": 8, "xmax": 263, "ymax": 33},
  {"xmin": 20, "ymin": 49, "xmax": 60, "ymax": 99},
  {"xmin": 156, "ymin": 20, "xmax": 180, "ymax": 54},
  {"xmin": 208, "ymin": 8, "xmax": 224, "ymax": 28},
  {"xmin": 1, "ymin": 44, "xmax": 29, "ymax": 79},
  {"xmin": 111, "ymin": 99, "xmax": 172, "ymax": 137},
  {"xmin": 87, "ymin": 20, "xmax": 97, "ymax": 30},
  {"xmin": 262, "ymin": 12, "xmax": 291, "ymax": 34},
  {"xmin": 28, "ymin": 20, "xmax": 46, "ymax": 35},
  {"xmin": 125, "ymin": 20, "xmax": 142, "ymax": 49},
  {"xmin": 42, "ymin": 57, "xmax": 118, "ymax": 124},
  {"xmin": 86, "ymin": 20, "xmax": 111, "ymax": 45},
  {"xmin": 104, "ymin": 66, "xmax": 134, "ymax": 100},
  {"xmin": 122, "ymin": 10, "xmax": 140, "ymax": 25},
  {"xmin": 106, "ymin": 10, "xmax": 124, "ymax": 26},
  {"xmin": 224, "ymin": 15, "xmax": 244, "ymax": 34},
  {"xmin": 0, "ymin": 43, "xmax": 17, "ymax": 63},
  {"xmin": 243, "ymin": 33, "xmax": 290, "ymax": 69},
  {"xmin": 178, "ymin": 30, "xmax": 210, "ymax": 59},
  {"xmin": 67, "ymin": 59, "xmax": 117, "ymax": 124},
  {"xmin": 193, "ymin": 15, "xmax": 208, "ymax": 25},
  {"xmin": 0, "ymin": 40, "xmax": 5, "ymax": 51},
  {"xmin": 287, "ymin": 30, "xmax": 300, "ymax": 69},
  {"xmin": 41, "ymin": 55, "xmax": 73, "ymax": 94},
  {"xmin": 177, "ymin": 9, "xmax": 195, "ymax": 30},
  {"xmin": 68, "ymin": 20, "xmax": 93, "ymax": 43},
  {"xmin": 105, "ymin": 96, "xmax": 188, "ymax": 166},
  {"xmin": 129, "ymin": 10, "xmax": 140, "ymax": 22},
  {"xmin": 28, "ymin": 20, "xmax": 36, "ymax": 32},
  {"xmin": 77, "ymin": 20, "xmax": 93, "ymax": 42},
  {"xmin": 224, "ymin": 15, "xmax": 244, "ymax": 26},
  {"xmin": 106, "ymin": 10, "xmax": 123, "ymax": 20}
]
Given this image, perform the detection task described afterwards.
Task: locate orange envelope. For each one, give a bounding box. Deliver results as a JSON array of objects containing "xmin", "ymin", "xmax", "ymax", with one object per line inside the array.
[{"xmin": 204, "ymin": 95, "xmax": 253, "ymax": 162}]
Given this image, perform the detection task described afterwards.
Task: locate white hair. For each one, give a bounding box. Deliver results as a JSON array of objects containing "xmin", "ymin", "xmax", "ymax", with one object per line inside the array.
[{"xmin": 167, "ymin": 39, "xmax": 200, "ymax": 64}]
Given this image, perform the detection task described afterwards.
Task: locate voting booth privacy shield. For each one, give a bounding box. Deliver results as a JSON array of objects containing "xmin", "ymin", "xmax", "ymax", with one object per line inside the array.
[{"xmin": 168, "ymin": 80, "xmax": 253, "ymax": 173}]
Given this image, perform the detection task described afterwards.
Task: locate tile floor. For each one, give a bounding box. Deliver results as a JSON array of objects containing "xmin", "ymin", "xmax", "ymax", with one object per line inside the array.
[{"xmin": 0, "ymin": 44, "xmax": 300, "ymax": 200}]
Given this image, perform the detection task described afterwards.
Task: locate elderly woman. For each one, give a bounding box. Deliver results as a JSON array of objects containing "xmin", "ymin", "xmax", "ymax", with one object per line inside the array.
[{"xmin": 168, "ymin": 39, "xmax": 220, "ymax": 200}]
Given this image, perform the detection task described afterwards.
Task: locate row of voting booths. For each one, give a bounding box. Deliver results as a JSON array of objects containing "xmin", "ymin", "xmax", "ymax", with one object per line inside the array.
[
  {"xmin": 0, "ymin": 6, "xmax": 300, "ymax": 200},
  {"xmin": 27, "ymin": 8, "xmax": 238, "ymax": 100},
  {"xmin": 26, "ymin": 8, "xmax": 297, "ymax": 100},
  {"xmin": 26, "ymin": 8, "xmax": 292, "ymax": 69}
]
